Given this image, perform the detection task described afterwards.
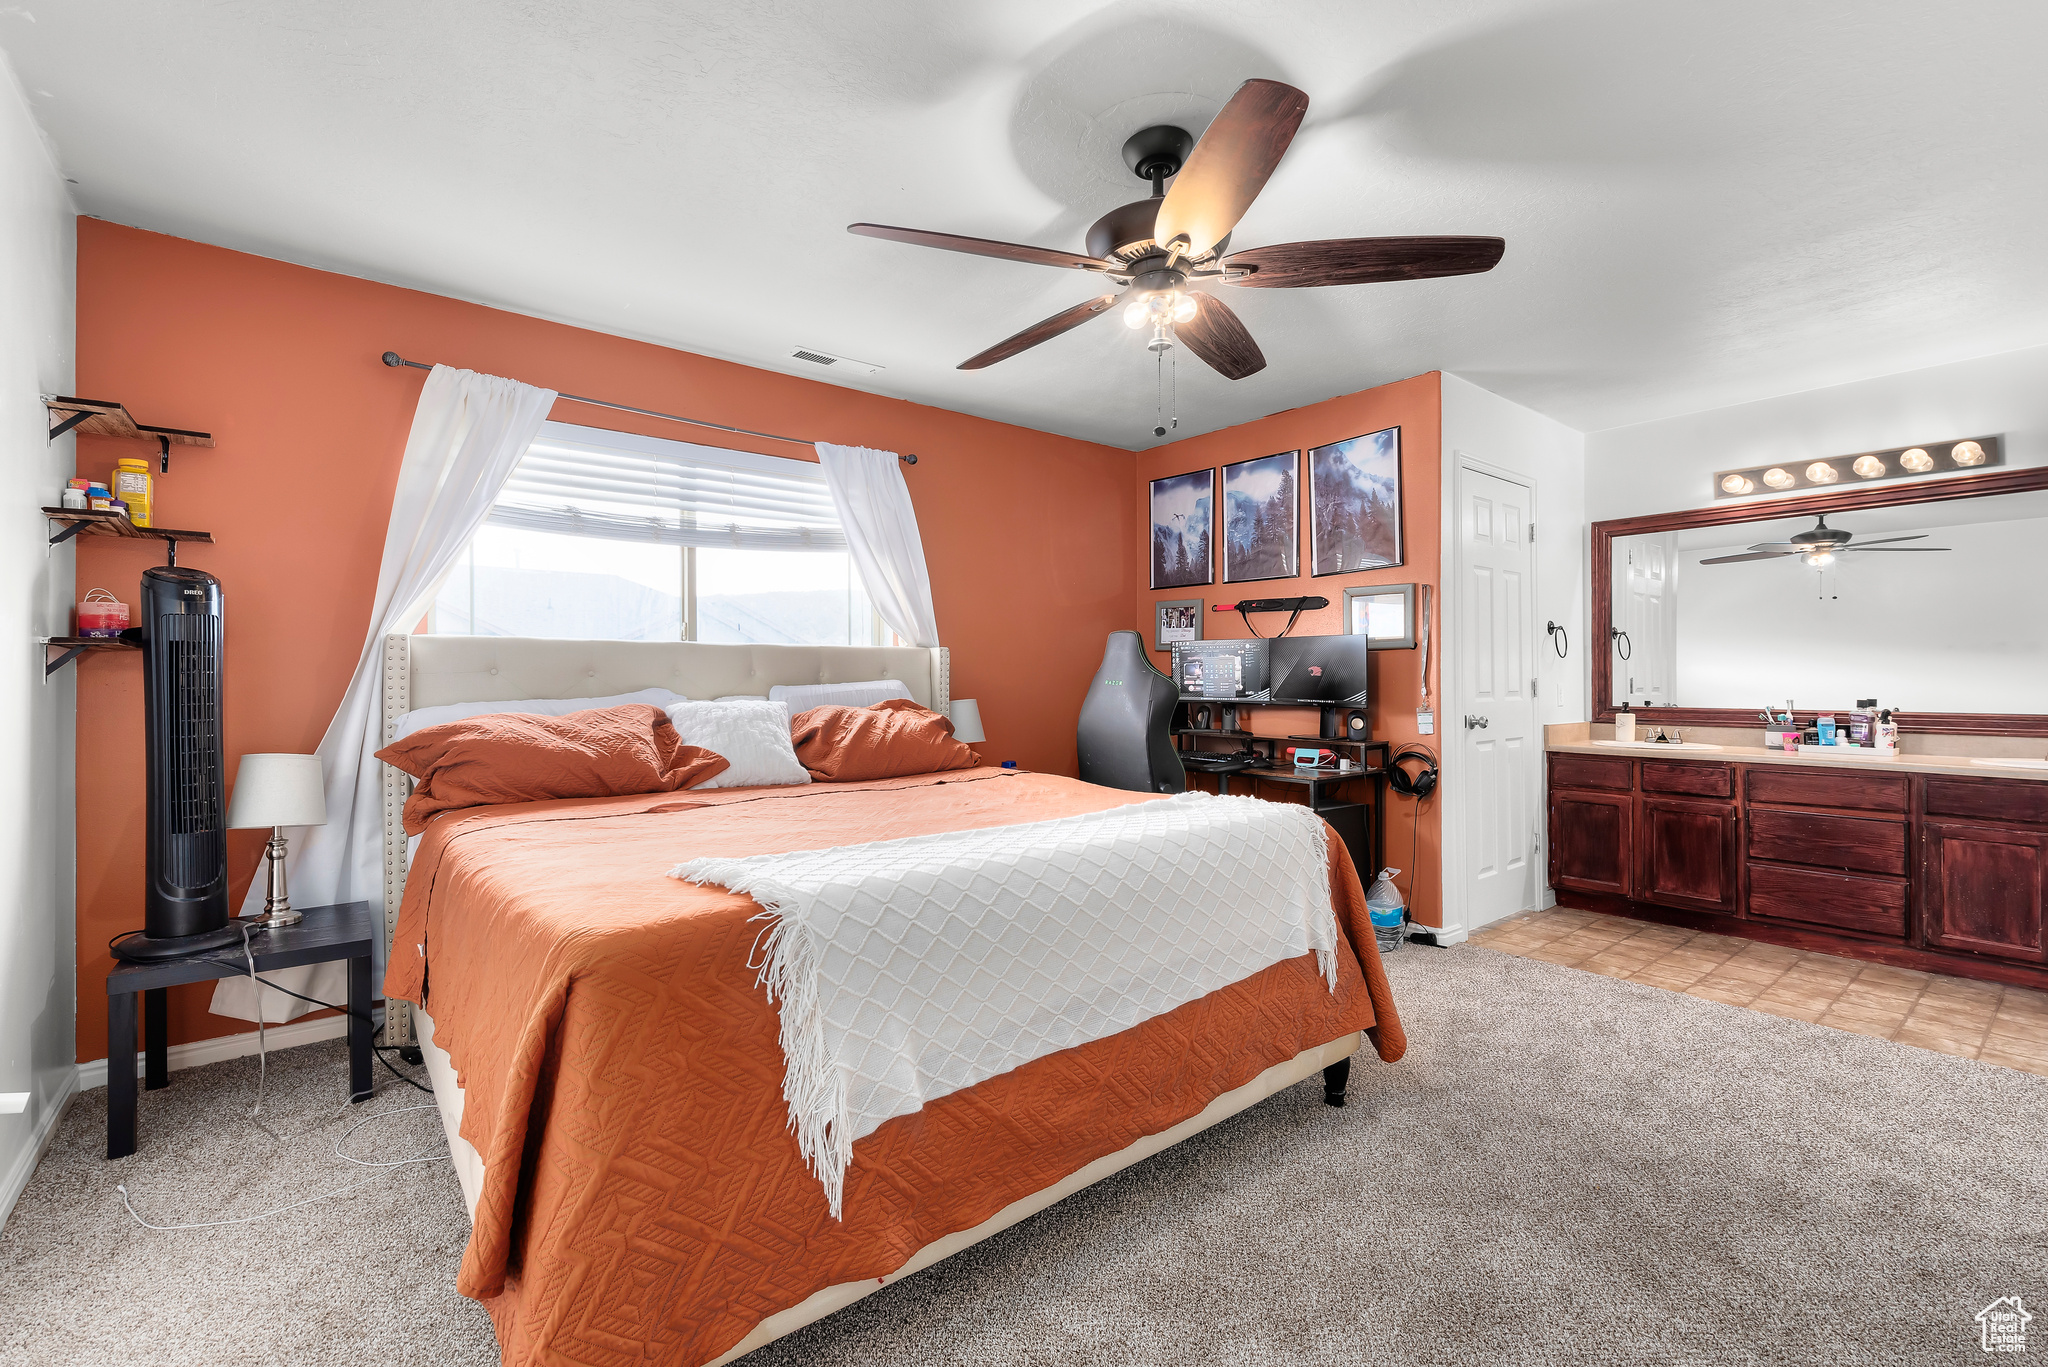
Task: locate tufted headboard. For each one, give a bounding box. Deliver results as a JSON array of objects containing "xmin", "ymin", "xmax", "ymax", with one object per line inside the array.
[{"xmin": 378, "ymin": 634, "xmax": 950, "ymax": 1044}]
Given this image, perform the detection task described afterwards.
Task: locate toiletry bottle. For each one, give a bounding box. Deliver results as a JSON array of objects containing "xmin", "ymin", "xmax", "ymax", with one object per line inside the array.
[
  {"xmin": 112, "ymin": 456, "xmax": 153, "ymax": 528},
  {"xmin": 1851, "ymin": 699, "xmax": 1877, "ymax": 747},
  {"xmin": 1875, "ymin": 709, "xmax": 1899, "ymax": 754},
  {"xmin": 1817, "ymin": 714, "xmax": 1837, "ymax": 746},
  {"xmin": 1615, "ymin": 703, "xmax": 1636, "ymax": 743}
]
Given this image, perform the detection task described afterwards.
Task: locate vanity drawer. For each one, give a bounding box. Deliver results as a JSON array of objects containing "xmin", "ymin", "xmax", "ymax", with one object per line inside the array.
[
  {"xmin": 1747, "ymin": 806, "xmax": 1908, "ymax": 877},
  {"xmin": 1746, "ymin": 862, "xmax": 1908, "ymax": 940},
  {"xmin": 1641, "ymin": 761, "xmax": 1733, "ymax": 799},
  {"xmin": 1744, "ymin": 767, "xmax": 1908, "ymax": 813},
  {"xmin": 1924, "ymin": 777, "xmax": 2048, "ymax": 826},
  {"xmin": 1549, "ymin": 754, "xmax": 1632, "ymax": 792}
]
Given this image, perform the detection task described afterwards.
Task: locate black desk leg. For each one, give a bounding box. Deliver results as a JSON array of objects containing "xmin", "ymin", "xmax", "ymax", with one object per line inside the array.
[
  {"xmin": 107, "ymin": 993, "xmax": 138, "ymax": 1159},
  {"xmin": 1322, "ymin": 1057, "xmax": 1351, "ymax": 1108},
  {"xmin": 347, "ymin": 954, "xmax": 372, "ymax": 1103},
  {"xmin": 143, "ymin": 988, "xmax": 168, "ymax": 1090}
]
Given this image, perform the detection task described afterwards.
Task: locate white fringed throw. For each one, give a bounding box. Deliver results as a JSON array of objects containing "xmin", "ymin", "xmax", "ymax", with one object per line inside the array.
[{"xmin": 670, "ymin": 791, "xmax": 1338, "ymax": 1218}]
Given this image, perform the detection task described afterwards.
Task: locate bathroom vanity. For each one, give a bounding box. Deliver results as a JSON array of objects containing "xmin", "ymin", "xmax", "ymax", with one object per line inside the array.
[
  {"xmin": 1547, "ymin": 743, "xmax": 2048, "ymax": 988},
  {"xmin": 1563, "ymin": 462, "xmax": 2048, "ymax": 989}
]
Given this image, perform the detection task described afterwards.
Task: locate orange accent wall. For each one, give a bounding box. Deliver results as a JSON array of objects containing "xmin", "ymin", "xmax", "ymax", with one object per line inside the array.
[
  {"xmin": 1132, "ymin": 372, "xmax": 1444, "ymax": 925},
  {"xmin": 73, "ymin": 219, "xmax": 1133, "ymax": 1061}
]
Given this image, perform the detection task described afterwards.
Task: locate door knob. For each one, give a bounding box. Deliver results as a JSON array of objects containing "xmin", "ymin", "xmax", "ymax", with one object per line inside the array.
[{"xmin": 1465, "ymin": 715, "xmax": 1489, "ymax": 729}]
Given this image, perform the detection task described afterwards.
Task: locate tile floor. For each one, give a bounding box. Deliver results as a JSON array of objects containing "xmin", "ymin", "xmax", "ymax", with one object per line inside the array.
[{"xmin": 1471, "ymin": 906, "xmax": 2048, "ymax": 1077}]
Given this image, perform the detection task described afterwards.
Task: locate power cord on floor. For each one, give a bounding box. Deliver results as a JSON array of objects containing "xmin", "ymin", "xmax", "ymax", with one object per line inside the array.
[
  {"xmin": 116, "ymin": 1103, "xmax": 447, "ymax": 1232},
  {"xmin": 211, "ymin": 927, "xmax": 433, "ymax": 1098}
]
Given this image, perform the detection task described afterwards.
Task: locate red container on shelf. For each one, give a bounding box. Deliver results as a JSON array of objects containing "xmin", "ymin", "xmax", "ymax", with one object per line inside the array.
[{"xmin": 76, "ymin": 588, "xmax": 130, "ymax": 638}]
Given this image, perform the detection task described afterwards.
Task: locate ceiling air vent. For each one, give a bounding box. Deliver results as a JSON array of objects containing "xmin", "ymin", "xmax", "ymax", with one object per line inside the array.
[{"xmin": 788, "ymin": 347, "xmax": 884, "ymax": 376}]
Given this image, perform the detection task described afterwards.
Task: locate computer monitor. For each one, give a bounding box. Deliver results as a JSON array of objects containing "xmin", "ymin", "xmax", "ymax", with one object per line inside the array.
[{"xmin": 1267, "ymin": 634, "xmax": 1370, "ymax": 705}]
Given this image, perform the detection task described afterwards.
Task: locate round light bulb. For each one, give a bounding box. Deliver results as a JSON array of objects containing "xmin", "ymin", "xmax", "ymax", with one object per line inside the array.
[
  {"xmin": 1806, "ymin": 461, "xmax": 1839, "ymax": 484},
  {"xmin": 1951, "ymin": 440, "xmax": 1987, "ymax": 466},
  {"xmin": 1899, "ymin": 447, "xmax": 1934, "ymax": 472},
  {"xmin": 1762, "ymin": 467, "xmax": 1795, "ymax": 489},
  {"xmin": 1852, "ymin": 455, "xmax": 1886, "ymax": 478},
  {"xmin": 1719, "ymin": 474, "xmax": 1754, "ymax": 495},
  {"xmin": 1172, "ymin": 292, "xmax": 1198, "ymax": 323},
  {"xmin": 1803, "ymin": 548, "xmax": 1836, "ymax": 568},
  {"xmin": 1123, "ymin": 298, "xmax": 1149, "ymax": 329}
]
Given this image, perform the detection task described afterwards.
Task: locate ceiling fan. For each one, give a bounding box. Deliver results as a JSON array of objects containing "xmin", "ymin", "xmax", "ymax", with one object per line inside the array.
[
  {"xmin": 1699, "ymin": 515, "xmax": 1951, "ymax": 567},
  {"xmin": 847, "ymin": 79, "xmax": 1505, "ymax": 381}
]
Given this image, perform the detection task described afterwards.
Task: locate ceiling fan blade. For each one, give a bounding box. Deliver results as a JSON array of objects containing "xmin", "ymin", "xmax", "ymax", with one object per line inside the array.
[
  {"xmin": 1840, "ymin": 546, "xmax": 1950, "ymax": 552},
  {"xmin": 958, "ymin": 294, "xmax": 1122, "ymax": 370},
  {"xmin": 1222, "ymin": 236, "xmax": 1506, "ymax": 288},
  {"xmin": 1701, "ymin": 550, "xmax": 1797, "ymax": 565},
  {"xmin": 1154, "ymin": 79, "xmax": 1310, "ymax": 259},
  {"xmin": 848, "ymin": 223, "xmax": 1108, "ymax": 274},
  {"xmin": 1840, "ymin": 533, "xmax": 1930, "ymax": 548},
  {"xmin": 1175, "ymin": 292, "xmax": 1266, "ymax": 380},
  {"xmin": 1744, "ymin": 542, "xmax": 1808, "ymax": 551}
]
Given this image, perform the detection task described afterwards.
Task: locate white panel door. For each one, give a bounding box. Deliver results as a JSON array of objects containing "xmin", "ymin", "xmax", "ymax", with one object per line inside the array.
[{"xmin": 1459, "ymin": 467, "xmax": 1539, "ymax": 930}]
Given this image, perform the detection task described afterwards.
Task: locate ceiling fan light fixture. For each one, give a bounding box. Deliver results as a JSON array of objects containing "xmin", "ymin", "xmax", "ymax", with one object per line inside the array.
[
  {"xmin": 1899, "ymin": 447, "xmax": 1935, "ymax": 472},
  {"xmin": 1852, "ymin": 455, "xmax": 1886, "ymax": 478},
  {"xmin": 1803, "ymin": 548, "xmax": 1836, "ymax": 568},
  {"xmin": 1762, "ymin": 467, "xmax": 1795, "ymax": 489},
  {"xmin": 1952, "ymin": 440, "xmax": 1987, "ymax": 466}
]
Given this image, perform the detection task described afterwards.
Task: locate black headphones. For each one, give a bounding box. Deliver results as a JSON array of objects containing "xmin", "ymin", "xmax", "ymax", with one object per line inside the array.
[{"xmin": 1387, "ymin": 745, "xmax": 1440, "ymax": 799}]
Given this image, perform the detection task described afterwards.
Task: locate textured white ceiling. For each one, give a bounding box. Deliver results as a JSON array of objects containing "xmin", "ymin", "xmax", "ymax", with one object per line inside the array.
[{"xmin": 7, "ymin": 0, "xmax": 2047, "ymax": 449}]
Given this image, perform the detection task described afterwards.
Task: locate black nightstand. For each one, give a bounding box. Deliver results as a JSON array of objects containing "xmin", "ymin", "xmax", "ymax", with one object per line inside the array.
[{"xmin": 105, "ymin": 901, "xmax": 375, "ymax": 1159}]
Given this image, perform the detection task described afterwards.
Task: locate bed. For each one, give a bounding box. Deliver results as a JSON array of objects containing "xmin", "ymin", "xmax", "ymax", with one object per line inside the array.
[{"xmin": 377, "ymin": 634, "xmax": 1405, "ymax": 1367}]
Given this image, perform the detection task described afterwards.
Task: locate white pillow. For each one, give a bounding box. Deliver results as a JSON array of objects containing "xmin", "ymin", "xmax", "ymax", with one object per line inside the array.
[
  {"xmin": 393, "ymin": 688, "xmax": 685, "ymax": 742},
  {"xmin": 715, "ymin": 694, "xmax": 771, "ymax": 703},
  {"xmin": 767, "ymin": 679, "xmax": 912, "ymax": 712},
  {"xmin": 663, "ymin": 700, "xmax": 811, "ymax": 790}
]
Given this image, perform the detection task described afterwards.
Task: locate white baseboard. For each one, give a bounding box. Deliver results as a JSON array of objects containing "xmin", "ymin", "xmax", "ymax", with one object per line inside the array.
[
  {"xmin": 76, "ymin": 1014, "xmax": 349, "ymax": 1092},
  {"xmin": 1419, "ymin": 927, "xmax": 1470, "ymax": 946},
  {"xmin": 0, "ymin": 1071, "xmax": 78, "ymax": 1234}
]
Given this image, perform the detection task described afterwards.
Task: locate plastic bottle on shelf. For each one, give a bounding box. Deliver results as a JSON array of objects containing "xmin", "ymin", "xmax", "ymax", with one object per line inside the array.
[{"xmin": 112, "ymin": 456, "xmax": 153, "ymax": 527}]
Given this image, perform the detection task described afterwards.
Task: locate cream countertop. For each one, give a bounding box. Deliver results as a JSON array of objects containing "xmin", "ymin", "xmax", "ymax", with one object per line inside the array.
[{"xmin": 1545, "ymin": 735, "xmax": 2048, "ymax": 783}]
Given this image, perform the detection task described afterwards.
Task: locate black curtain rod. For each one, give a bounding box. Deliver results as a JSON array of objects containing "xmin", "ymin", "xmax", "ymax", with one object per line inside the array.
[{"xmin": 378, "ymin": 352, "xmax": 916, "ymax": 464}]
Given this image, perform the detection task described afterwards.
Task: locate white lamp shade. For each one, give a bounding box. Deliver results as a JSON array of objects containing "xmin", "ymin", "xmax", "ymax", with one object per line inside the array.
[
  {"xmin": 950, "ymin": 699, "xmax": 986, "ymax": 745},
  {"xmin": 226, "ymin": 754, "xmax": 328, "ymax": 829}
]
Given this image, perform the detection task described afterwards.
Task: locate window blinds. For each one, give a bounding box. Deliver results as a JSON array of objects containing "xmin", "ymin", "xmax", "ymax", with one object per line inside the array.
[{"xmin": 489, "ymin": 422, "xmax": 848, "ymax": 552}]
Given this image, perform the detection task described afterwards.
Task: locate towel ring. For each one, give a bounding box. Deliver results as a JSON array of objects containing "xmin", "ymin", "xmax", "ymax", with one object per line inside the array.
[
  {"xmin": 1546, "ymin": 621, "xmax": 1569, "ymax": 658},
  {"xmin": 1610, "ymin": 627, "xmax": 1633, "ymax": 661}
]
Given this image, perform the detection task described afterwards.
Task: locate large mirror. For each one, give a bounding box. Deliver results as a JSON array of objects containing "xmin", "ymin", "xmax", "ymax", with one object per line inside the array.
[{"xmin": 1594, "ymin": 468, "xmax": 2048, "ymax": 732}]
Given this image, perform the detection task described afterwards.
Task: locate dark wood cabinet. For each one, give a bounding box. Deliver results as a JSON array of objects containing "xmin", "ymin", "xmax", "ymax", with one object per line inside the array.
[
  {"xmin": 1638, "ymin": 797, "xmax": 1739, "ymax": 914},
  {"xmin": 1547, "ymin": 788, "xmax": 1634, "ymax": 897},
  {"xmin": 1747, "ymin": 806, "xmax": 1908, "ymax": 878},
  {"xmin": 1923, "ymin": 819, "xmax": 2048, "ymax": 963}
]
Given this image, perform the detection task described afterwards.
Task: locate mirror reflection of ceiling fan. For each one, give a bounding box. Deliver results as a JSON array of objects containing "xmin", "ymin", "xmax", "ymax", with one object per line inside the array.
[
  {"xmin": 1699, "ymin": 515, "xmax": 1951, "ymax": 567},
  {"xmin": 847, "ymin": 79, "xmax": 1505, "ymax": 380}
]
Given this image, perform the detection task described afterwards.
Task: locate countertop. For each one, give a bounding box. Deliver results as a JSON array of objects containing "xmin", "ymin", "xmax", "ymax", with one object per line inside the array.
[{"xmin": 1546, "ymin": 738, "xmax": 2048, "ymax": 783}]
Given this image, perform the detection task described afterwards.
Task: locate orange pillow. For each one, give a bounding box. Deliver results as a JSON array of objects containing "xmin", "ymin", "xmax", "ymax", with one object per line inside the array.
[
  {"xmin": 375, "ymin": 703, "xmax": 728, "ymax": 834},
  {"xmin": 789, "ymin": 698, "xmax": 979, "ymax": 782}
]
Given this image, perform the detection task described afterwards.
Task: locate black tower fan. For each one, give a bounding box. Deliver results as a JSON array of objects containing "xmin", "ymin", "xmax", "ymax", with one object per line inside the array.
[{"xmin": 112, "ymin": 565, "xmax": 242, "ymax": 960}]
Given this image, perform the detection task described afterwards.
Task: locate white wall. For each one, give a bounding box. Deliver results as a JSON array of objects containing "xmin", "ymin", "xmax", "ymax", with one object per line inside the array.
[
  {"xmin": 1439, "ymin": 373, "xmax": 1589, "ymax": 935},
  {"xmin": 1584, "ymin": 344, "xmax": 2048, "ymax": 522},
  {"xmin": 0, "ymin": 52, "xmax": 77, "ymax": 1228}
]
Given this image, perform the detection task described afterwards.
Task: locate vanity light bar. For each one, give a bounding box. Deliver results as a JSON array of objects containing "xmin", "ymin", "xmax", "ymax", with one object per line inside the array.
[{"xmin": 1711, "ymin": 435, "xmax": 2003, "ymax": 499}]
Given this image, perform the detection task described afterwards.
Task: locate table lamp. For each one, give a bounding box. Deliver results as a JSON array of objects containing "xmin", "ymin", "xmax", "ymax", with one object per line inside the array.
[
  {"xmin": 950, "ymin": 699, "xmax": 986, "ymax": 745},
  {"xmin": 226, "ymin": 753, "xmax": 327, "ymax": 929}
]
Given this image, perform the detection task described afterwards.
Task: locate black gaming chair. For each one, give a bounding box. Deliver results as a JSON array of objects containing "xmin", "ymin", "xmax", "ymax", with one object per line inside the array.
[{"xmin": 1076, "ymin": 630, "xmax": 1185, "ymax": 794}]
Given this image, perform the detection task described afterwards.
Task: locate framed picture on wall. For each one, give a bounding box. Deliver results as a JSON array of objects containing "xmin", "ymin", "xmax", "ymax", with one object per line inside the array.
[
  {"xmin": 1342, "ymin": 583, "xmax": 1417, "ymax": 649},
  {"xmin": 1149, "ymin": 468, "xmax": 1215, "ymax": 589},
  {"xmin": 1221, "ymin": 449, "xmax": 1299, "ymax": 583},
  {"xmin": 1308, "ymin": 426, "xmax": 1402, "ymax": 575},
  {"xmin": 1154, "ymin": 598, "xmax": 1203, "ymax": 650}
]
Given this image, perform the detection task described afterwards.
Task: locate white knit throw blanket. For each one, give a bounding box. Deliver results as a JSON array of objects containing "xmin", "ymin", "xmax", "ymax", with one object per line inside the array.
[{"xmin": 670, "ymin": 791, "xmax": 1338, "ymax": 1219}]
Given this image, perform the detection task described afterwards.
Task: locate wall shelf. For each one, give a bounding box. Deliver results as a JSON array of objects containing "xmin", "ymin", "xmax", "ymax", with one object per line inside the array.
[
  {"xmin": 42, "ymin": 635, "xmax": 137, "ymax": 677},
  {"xmin": 45, "ymin": 396, "xmax": 212, "ymax": 473},
  {"xmin": 42, "ymin": 508, "xmax": 213, "ymax": 553}
]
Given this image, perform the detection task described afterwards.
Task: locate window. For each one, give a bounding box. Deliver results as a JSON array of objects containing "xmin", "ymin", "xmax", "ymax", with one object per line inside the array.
[{"xmin": 431, "ymin": 421, "xmax": 884, "ymax": 646}]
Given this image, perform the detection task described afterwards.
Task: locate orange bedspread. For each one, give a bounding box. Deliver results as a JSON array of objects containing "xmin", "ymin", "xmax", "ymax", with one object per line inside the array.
[{"xmin": 384, "ymin": 767, "xmax": 1405, "ymax": 1367}]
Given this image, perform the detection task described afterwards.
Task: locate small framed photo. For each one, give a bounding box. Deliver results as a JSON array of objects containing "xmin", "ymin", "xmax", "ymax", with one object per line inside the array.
[
  {"xmin": 1222, "ymin": 449, "xmax": 1298, "ymax": 583},
  {"xmin": 1308, "ymin": 426, "xmax": 1402, "ymax": 574},
  {"xmin": 1150, "ymin": 469, "xmax": 1215, "ymax": 589},
  {"xmin": 1155, "ymin": 598, "xmax": 1203, "ymax": 650},
  {"xmin": 1343, "ymin": 583, "xmax": 1417, "ymax": 649}
]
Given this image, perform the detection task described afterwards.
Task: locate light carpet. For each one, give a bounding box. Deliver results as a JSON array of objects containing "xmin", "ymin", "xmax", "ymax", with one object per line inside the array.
[{"xmin": 3, "ymin": 945, "xmax": 2042, "ymax": 1366}]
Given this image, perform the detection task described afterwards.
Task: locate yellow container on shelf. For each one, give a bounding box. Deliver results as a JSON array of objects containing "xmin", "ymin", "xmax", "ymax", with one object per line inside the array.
[{"xmin": 112, "ymin": 457, "xmax": 152, "ymax": 527}]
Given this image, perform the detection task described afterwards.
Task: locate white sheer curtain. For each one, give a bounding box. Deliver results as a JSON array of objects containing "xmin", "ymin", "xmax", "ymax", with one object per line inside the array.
[
  {"xmin": 212, "ymin": 367, "xmax": 557, "ymax": 1023},
  {"xmin": 815, "ymin": 443, "xmax": 940, "ymax": 648}
]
